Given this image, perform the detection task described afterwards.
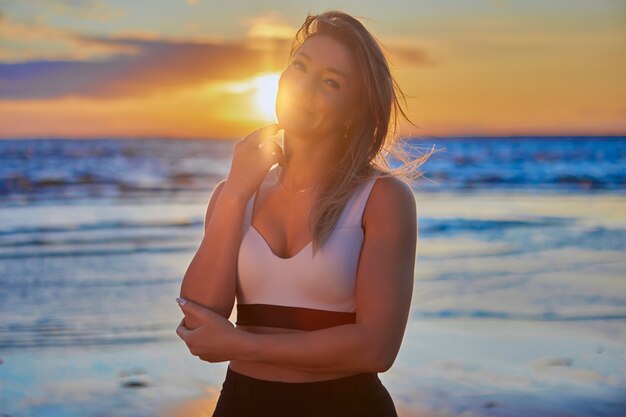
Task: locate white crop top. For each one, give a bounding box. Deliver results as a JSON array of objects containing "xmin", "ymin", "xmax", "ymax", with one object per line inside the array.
[{"xmin": 235, "ymin": 169, "xmax": 381, "ymax": 331}]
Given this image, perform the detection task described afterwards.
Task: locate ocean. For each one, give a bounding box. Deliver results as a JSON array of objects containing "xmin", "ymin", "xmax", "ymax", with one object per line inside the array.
[{"xmin": 1, "ymin": 136, "xmax": 625, "ymax": 417}]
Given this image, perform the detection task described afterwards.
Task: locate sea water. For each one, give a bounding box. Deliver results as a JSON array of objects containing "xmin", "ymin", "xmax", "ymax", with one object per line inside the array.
[{"xmin": 1, "ymin": 137, "xmax": 624, "ymax": 417}]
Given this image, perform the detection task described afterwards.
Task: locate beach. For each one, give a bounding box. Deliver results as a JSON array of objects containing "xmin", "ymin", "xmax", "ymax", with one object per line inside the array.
[{"xmin": 1, "ymin": 137, "xmax": 624, "ymax": 417}]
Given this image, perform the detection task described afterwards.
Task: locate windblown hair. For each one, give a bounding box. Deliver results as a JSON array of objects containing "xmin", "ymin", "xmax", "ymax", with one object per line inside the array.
[{"xmin": 289, "ymin": 10, "xmax": 438, "ymax": 257}]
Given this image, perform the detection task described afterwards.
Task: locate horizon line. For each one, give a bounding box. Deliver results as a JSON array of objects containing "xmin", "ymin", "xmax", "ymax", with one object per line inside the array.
[{"xmin": 1, "ymin": 133, "xmax": 625, "ymax": 141}]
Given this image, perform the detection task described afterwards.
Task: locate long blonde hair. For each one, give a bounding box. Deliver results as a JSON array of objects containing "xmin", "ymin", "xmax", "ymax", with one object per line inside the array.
[{"xmin": 289, "ymin": 10, "xmax": 438, "ymax": 256}]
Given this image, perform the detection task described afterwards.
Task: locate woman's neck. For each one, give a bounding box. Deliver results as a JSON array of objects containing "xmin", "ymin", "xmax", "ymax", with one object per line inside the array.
[{"xmin": 280, "ymin": 131, "xmax": 344, "ymax": 189}]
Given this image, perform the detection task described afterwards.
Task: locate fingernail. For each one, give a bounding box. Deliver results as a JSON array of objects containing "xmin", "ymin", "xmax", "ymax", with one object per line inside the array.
[{"xmin": 176, "ymin": 297, "xmax": 187, "ymax": 305}]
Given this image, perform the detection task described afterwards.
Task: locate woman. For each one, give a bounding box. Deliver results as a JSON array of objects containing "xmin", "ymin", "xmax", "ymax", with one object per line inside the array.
[{"xmin": 176, "ymin": 10, "xmax": 433, "ymax": 417}]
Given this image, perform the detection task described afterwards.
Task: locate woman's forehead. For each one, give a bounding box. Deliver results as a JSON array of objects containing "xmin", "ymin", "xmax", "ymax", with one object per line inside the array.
[{"xmin": 295, "ymin": 35, "xmax": 358, "ymax": 75}]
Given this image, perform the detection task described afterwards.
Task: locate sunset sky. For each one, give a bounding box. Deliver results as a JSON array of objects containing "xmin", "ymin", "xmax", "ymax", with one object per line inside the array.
[{"xmin": 0, "ymin": 0, "xmax": 624, "ymax": 139}]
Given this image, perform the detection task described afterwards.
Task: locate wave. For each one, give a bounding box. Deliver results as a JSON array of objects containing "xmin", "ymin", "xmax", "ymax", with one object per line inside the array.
[
  {"xmin": 415, "ymin": 309, "xmax": 626, "ymax": 321},
  {"xmin": 423, "ymin": 216, "xmax": 574, "ymax": 234},
  {"xmin": 0, "ymin": 245, "xmax": 193, "ymax": 259},
  {"xmin": 0, "ymin": 321, "xmax": 173, "ymax": 350},
  {"xmin": 0, "ymin": 218, "xmax": 201, "ymax": 236},
  {"xmin": 1, "ymin": 138, "xmax": 625, "ymax": 204},
  {"xmin": 1, "ymin": 276, "xmax": 179, "ymax": 289}
]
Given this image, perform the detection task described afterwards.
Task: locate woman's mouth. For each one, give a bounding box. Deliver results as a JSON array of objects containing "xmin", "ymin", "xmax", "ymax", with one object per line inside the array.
[{"xmin": 295, "ymin": 103, "xmax": 315, "ymax": 115}]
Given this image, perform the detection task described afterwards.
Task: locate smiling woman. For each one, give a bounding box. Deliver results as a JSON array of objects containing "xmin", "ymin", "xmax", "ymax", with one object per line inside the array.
[{"xmin": 177, "ymin": 9, "xmax": 435, "ymax": 417}]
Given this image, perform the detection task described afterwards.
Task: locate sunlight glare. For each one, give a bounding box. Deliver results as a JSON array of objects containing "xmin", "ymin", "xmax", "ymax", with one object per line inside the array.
[{"xmin": 253, "ymin": 73, "xmax": 280, "ymax": 122}]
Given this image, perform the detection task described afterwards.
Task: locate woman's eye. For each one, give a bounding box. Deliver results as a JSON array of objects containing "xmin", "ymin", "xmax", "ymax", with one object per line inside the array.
[{"xmin": 290, "ymin": 61, "xmax": 339, "ymax": 89}]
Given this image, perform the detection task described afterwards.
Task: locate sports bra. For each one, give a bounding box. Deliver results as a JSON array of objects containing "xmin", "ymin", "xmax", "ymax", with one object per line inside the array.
[{"xmin": 235, "ymin": 169, "xmax": 382, "ymax": 331}]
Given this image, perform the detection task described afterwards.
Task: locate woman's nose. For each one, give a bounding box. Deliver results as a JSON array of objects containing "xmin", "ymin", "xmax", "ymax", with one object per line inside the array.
[{"xmin": 293, "ymin": 75, "xmax": 316, "ymax": 99}]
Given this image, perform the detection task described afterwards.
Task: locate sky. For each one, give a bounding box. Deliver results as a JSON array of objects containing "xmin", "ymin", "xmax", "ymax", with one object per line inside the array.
[{"xmin": 0, "ymin": 0, "xmax": 624, "ymax": 139}]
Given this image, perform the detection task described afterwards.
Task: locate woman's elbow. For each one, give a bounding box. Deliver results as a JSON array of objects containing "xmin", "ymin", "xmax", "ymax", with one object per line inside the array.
[
  {"xmin": 368, "ymin": 337, "xmax": 402, "ymax": 373},
  {"xmin": 371, "ymin": 349, "xmax": 396, "ymax": 373}
]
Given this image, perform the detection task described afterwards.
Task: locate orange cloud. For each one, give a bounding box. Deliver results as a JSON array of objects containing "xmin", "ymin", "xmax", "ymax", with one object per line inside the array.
[{"xmin": 242, "ymin": 10, "xmax": 298, "ymax": 40}]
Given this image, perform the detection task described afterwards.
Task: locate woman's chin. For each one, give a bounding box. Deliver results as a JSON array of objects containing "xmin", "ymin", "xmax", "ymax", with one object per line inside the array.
[{"xmin": 278, "ymin": 118, "xmax": 317, "ymax": 137}]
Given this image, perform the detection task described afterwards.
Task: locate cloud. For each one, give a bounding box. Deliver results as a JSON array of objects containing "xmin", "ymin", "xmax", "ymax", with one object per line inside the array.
[
  {"xmin": 5, "ymin": 0, "xmax": 126, "ymax": 21},
  {"xmin": 0, "ymin": 14, "xmax": 139, "ymax": 62},
  {"xmin": 242, "ymin": 10, "xmax": 298, "ymax": 40},
  {"xmin": 369, "ymin": 35, "xmax": 438, "ymax": 67},
  {"xmin": 0, "ymin": 32, "xmax": 291, "ymax": 100},
  {"xmin": 0, "ymin": 8, "xmax": 433, "ymax": 101},
  {"xmin": 241, "ymin": 12, "xmax": 436, "ymax": 66},
  {"xmin": 387, "ymin": 44, "xmax": 436, "ymax": 67}
]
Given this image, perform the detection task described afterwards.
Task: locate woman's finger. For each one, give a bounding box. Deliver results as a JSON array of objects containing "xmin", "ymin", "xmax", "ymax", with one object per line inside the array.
[
  {"xmin": 261, "ymin": 140, "xmax": 282, "ymax": 165},
  {"xmin": 176, "ymin": 318, "xmax": 188, "ymax": 341},
  {"xmin": 177, "ymin": 297, "xmax": 215, "ymax": 321},
  {"xmin": 242, "ymin": 124, "xmax": 279, "ymax": 145},
  {"xmin": 254, "ymin": 124, "xmax": 281, "ymax": 146}
]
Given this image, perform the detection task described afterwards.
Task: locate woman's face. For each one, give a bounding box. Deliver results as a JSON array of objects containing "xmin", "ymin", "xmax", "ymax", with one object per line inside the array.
[{"xmin": 275, "ymin": 34, "xmax": 361, "ymax": 142}]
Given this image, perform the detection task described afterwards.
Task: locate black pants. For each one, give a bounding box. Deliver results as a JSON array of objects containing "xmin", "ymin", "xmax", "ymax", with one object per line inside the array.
[{"xmin": 212, "ymin": 366, "xmax": 398, "ymax": 417}]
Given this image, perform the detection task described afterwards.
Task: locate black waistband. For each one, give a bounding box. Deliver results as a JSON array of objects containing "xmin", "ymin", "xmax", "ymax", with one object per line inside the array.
[
  {"xmin": 225, "ymin": 366, "xmax": 378, "ymax": 392},
  {"xmin": 236, "ymin": 303, "xmax": 356, "ymax": 331}
]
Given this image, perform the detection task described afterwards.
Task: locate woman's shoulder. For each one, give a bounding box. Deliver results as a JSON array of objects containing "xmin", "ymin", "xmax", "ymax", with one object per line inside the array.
[
  {"xmin": 364, "ymin": 170, "xmax": 417, "ymax": 229},
  {"xmin": 371, "ymin": 169, "xmax": 414, "ymax": 199}
]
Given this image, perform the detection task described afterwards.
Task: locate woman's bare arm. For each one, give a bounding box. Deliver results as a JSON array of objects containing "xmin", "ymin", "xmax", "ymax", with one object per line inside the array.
[
  {"xmin": 227, "ymin": 176, "xmax": 417, "ymax": 373},
  {"xmin": 180, "ymin": 124, "xmax": 282, "ymax": 329},
  {"xmin": 179, "ymin": 179, "xmax": 248, "ymax": 328},
  {"xmin": 178, "ymin": 125, "xmax": 282, "ymax": 330}
]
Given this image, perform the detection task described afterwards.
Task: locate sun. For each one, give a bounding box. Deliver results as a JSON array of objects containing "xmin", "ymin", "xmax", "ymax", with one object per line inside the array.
[
  {"xmin": 253, "ymin": 72, "xmax": 280, "ymax": 122},
  {"xmin": 199, "ymin": 72, "xmax": 281, "ymax": 123}
]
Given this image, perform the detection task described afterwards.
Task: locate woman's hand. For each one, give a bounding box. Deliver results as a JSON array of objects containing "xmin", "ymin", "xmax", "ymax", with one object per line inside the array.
[
  {"xmin": 175, "ymin": 298, "xmax": 239, "ymax": 362},
  {"xmin": 223, "ymin": 124, "xmax": 284, "ymax": 200}
]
